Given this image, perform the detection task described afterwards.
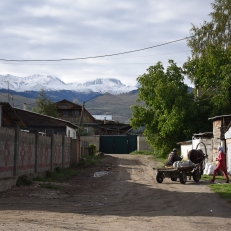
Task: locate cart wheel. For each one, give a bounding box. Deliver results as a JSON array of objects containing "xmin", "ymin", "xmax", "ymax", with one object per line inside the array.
[
  {"xmin": 156, "ymin": 172, "xmax": 164, "ymax": 183},
  {"xmin": 193, "ymin": 169, "xmax": 201, "ymax": 182},
  {"xmin": 179, "ymin": 171, "xmax": 187, "ymax": 184},
  {"xmin": 171, "ymin": 176, "xmax": 177, "ymax": 181}
]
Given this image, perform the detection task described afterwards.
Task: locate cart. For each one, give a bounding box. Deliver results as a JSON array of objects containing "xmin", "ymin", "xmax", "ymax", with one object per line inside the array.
[{"xmin": 155, "ymin": 142, "xmax": 208, "ymax": 184}]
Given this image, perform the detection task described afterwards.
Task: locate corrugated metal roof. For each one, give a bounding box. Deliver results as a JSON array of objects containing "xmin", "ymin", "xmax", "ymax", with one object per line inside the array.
[
  {"xmin": 0, "ymin": 102, "xmax": 26, "ymax": 127},
  {"xmin": 208, "ymin": 114, "xmax": 231, "ymax": 120}
]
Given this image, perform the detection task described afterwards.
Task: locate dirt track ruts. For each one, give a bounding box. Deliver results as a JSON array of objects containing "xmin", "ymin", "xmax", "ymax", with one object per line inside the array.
[{"xmin": 0, "ymin": 154, "xmax": 231, "ymax": 231}]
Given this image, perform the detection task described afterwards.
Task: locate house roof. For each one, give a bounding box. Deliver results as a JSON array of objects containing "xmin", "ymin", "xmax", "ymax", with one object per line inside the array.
[
  {"xmin": 14, "ymin": 107, "xmax": 79, "ymax": 129},
  {"xmin": 177, "ymin": 140, "xmax": 192, "ymax": 145},
  {"xmin": 55, "ymin": 99, "xmax": 97, "ymax": 122},
  {"xmin": 55, "ymin": 99, "xmax": 82, "ymax": 109},
  {"xmin": 208, "ymin": 114, "xmax": 231, "ymax": 121},
  {"xmin": 93, "ymin": 115, "xmax": 113, "ymax": 120},
  {"xmin": 193, "ymin": 132, "xmax": 213, "ymax": 138},
  {"xmin": 0, "ymin": 102, "xmax": 26, "ymax": 127}
]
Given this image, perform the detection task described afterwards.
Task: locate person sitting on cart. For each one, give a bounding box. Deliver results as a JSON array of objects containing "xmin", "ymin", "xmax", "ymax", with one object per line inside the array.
[{"xmin": 165, "ymin": 148, "xmax": 182, "ymax": 167}]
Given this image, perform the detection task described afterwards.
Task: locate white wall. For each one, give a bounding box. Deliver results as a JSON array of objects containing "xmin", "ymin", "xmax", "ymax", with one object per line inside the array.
[
  {"xmin": 66, "ymin": 126, "xmax": 77, "ymax": 139},
  {"xmin": 227, "ymin": 143, "xmax": 231, "ymax": 175},
  {"xmin": 180, "ymin": 144, "xmax": 192, "ymax": 160}
]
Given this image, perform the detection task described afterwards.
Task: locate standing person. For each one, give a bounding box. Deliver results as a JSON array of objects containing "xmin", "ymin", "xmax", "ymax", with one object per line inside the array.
[
  {"xmin": 210, "ymin": 146, "xmax": 230, "ymax": 183},
  {"xmin": 165, "ymin": 148, "xmax": 182, "ymax": 167}
]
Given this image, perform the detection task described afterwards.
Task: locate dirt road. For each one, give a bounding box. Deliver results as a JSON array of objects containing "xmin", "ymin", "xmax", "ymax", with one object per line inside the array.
[{"xmin": 0, "ymin": 154, "xmax": 231, "ymax": 231}]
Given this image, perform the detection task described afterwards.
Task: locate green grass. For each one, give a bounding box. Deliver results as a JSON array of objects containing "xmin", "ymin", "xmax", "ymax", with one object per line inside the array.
[
  {"xmin": 16, "ymin": 175, "xmax": 33, "ymax": 187},
  {"xmin": 130, "ymin": 150, "xmax": 153, "ymax": 155},
  {"xmin": 34, "ymin": 167, "xmax": 79, "ymax": 182},
  {"xmin": 209, "ymin": 184, "xmax": 231, "ymax": 202},
  {"xmin": 39, "ymin": 183, "xmax": 62, "ymax": 190},
  {"xmin": 201, "ymin": 175, "xmax": 231, "ymax": 202},
  {"xmin": 130, "ymin": 150, "xmax": 167, "ymax": 168},
  {"xmin": 201, "ymin": 174, "xmax": 227, "ymax": 181},
  {"xmin": 79, "ymin": 155, "xmax": 101, "ymax": 167}
]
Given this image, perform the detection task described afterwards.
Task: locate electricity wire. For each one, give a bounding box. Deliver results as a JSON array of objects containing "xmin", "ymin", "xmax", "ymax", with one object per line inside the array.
[{"xmin": 0, "ymin": 37, "xmax": 192, "ymax": 62}]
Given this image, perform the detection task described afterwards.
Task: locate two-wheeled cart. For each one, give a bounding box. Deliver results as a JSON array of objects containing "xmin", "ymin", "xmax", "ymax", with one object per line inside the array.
[
  {"xmin": 155, "ymin": 142, "xmax": 208, "ymax": 184},
  {"xmin": 155, "ymin": 165, "xmax": 201, "ymax": 184}
]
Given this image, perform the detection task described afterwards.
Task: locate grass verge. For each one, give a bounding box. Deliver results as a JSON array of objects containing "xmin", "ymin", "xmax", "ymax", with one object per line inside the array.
[
  {"xmin": 34, "ymin": 167, "xmax": 79, "ymax": 182},
  {"xmin": 130, "ymin": 150, "xmax": 167, "ymax": 168},
  {"xmin": 78, "ymin": 155, "xmax": 101, "ymax": 167},
  {"xmin": 209, "ymin": 184, "xmax": 231, "ymax": 202},
  {"xmin": 201, "ymin": 175, "xmax": 231, "ymax": 202},
  {"xmin": 39, "ymin": 183, "xmax": 62, "ymax": 190}
]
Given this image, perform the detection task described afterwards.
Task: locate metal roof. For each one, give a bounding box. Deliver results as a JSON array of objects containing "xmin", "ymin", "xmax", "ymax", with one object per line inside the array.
[
  {"xmin": 0, "ymin": 102, "xmax": 26, "ymax": 127},
  {"xmin": 14, "ymin": 107, "xmax": 79, "ymax": 129},
  {"xmin": 208, "ymin": 114, "xmax": 231, "ymax": 120}
]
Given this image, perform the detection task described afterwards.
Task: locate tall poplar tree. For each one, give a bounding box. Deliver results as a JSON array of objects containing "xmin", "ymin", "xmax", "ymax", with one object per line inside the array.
[{"xmin": 184, "ymin": 0, "xmax": 231, "ymax": 115}]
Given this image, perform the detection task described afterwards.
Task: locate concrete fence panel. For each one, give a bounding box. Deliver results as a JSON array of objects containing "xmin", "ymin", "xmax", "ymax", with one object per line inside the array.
[
  {"xmin": 18, "ymin": 131, "xmax": 36, "ymax": 175},
  {"xmin": 0, "ymin": 128, "xmax": 15, "ymax": 178}
]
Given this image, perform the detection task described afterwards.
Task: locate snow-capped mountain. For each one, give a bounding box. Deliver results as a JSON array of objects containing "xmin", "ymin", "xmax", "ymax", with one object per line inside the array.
[{"xmin": 0, "ymin": 74, "xmax": 137, "ymax": 94}]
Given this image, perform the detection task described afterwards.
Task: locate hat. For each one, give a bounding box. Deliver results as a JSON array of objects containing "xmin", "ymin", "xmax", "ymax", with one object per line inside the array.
[{"xmin": 173, "ymin": 148, "xmax": 178, "ymax": 152}]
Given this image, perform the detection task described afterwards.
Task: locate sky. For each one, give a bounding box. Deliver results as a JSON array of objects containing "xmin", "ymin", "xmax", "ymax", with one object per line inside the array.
[{"xmin": 0, "ymin": 0, "xmax": 214, "ymax": 87}]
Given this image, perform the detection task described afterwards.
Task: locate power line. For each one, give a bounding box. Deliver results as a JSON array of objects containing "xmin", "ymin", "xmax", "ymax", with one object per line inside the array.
[
  {"xmin": 0, "ymin": 50, "xmax": 190, "ymax": 65},
  {"xmin": 0, "ymin": 36, "xmax": 192, "ymax": 62}
]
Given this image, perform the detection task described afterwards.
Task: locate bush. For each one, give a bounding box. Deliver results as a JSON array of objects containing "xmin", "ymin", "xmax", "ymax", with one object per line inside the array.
[
  {"xmin": 89, "ymin": 144, "xmax": 97, "ymax": 156},
  {"xmin": 16, "ymin": 175, "xmax": 33, "ymax": 187},
  {"xmin": 79, "ymin": 155, "xmax": 101, "ymax": 167}
]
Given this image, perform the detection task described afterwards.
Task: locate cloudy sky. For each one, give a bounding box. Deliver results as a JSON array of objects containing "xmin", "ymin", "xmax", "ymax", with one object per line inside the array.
[{"xmin": 0, "ymin": 0, "xmax": 214, "ymax": 87}]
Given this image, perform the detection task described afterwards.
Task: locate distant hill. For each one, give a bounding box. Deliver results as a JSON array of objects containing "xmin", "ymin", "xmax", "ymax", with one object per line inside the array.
[{"xmin": 85, "ymin": 90, "xmax": 139, "ymax": 123}]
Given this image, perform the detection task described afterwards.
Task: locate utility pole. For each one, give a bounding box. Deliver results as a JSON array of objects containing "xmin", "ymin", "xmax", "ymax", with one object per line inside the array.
[{"xmin": 78, "ymin": 101, "xmax": 85, "ymax": 158}]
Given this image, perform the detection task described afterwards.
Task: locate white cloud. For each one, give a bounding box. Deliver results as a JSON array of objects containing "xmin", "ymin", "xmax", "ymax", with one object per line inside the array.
[{"xmin": 0, "ymin": 0, "xmax": 214, "ymax": 86}]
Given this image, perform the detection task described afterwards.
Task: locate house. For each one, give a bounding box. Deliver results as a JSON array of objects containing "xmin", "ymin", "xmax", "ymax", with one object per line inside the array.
[
  {"xmin": 0, "ymin": 102, "xmax": 26, "ymax": 128},
  {"xmin": 208, "ymin": 114, "xmax": 231, "ymax": 161},
  {"xmin": 224, "ymin": 124, "xmax": 231, "ymax": 174},
  {"xmin": 14, "ymin": 107, "xmax": 78, "ymax": 139},
  {"xmin": 55, "ymin": 99, "xmax": 98, "ymax": 135}
]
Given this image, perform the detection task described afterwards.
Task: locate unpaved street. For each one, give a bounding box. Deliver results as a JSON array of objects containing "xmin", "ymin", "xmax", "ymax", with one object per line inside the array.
[{"xmin": 0, "ymin": 154, "xmax": 231, "ymax": 231}]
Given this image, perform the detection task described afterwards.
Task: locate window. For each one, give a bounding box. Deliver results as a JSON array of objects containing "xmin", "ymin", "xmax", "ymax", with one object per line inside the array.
[
  {"xmin": 84, "ymin": 128, "xmax": 88, "ymax": 133},
  {"xmin": 68, "ymin": 130, "xmax": 70, "ymax": 137},
  {"xmin": 72, "ymin": 110, "xmax": 79, "ymax": 117},
  {"xmin": 63, "ymin": 111, "xmax": 68, "ymax": 116}
]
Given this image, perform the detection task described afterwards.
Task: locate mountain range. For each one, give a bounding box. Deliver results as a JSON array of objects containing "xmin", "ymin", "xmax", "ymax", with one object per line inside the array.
[
  {"xmin": 0, "ymin": 74, "xmax": 139, "ymax": 123},
  {"xmin": 0, "ymin": 74, "xmax": 137, "ymax": 95},
  {"xmin": 0, "ymin": 74, "xmax": 192, "ymax": 123}
]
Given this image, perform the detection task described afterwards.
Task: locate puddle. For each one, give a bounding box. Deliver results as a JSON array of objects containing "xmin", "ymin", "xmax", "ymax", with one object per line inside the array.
[{"xmin": 93, "ymin": 171, "xmax": 109, "ymax": 177}]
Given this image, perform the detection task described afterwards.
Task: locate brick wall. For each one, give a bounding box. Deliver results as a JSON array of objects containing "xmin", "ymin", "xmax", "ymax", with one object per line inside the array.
[{"xmin": 0, "ymin": 127, "xmax": 73, "ymax": 179}]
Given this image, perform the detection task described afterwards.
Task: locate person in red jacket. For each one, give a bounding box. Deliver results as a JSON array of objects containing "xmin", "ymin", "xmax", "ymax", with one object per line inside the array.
[{"xmin": 210, "ymin": 146, "xmax": 230, "ymax": 183}]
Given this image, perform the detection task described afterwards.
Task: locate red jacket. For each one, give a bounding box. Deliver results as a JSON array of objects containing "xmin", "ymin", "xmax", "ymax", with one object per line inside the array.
[{"xmin": 216, "ymin": 151, "xmax": 226, "ymax": 170}]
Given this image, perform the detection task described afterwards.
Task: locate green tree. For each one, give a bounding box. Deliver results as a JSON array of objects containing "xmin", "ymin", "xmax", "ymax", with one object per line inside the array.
[
  {"xmin": 130, "ymin": 60, "xmax": 201, "ymax": 157},
  {"xmin": 188, "ymin": 0, "xmax": 231, "ymax": 57},
  {"xmin": 185, "ymin": 0, "xmax": 231, "ymax": 116},
  {"xmin": 33, "ymin": 90, "xmax": 59, "ymax": 117}
]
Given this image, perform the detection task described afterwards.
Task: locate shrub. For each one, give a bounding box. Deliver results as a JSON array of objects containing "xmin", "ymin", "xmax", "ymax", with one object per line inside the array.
[
  {"xmin": 89, "ymin": 144, "xmax": 97, "ymax": 156},
  {"xmin": 16, "ymin": 175, "xmax": 33, "ymax": 187}
]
